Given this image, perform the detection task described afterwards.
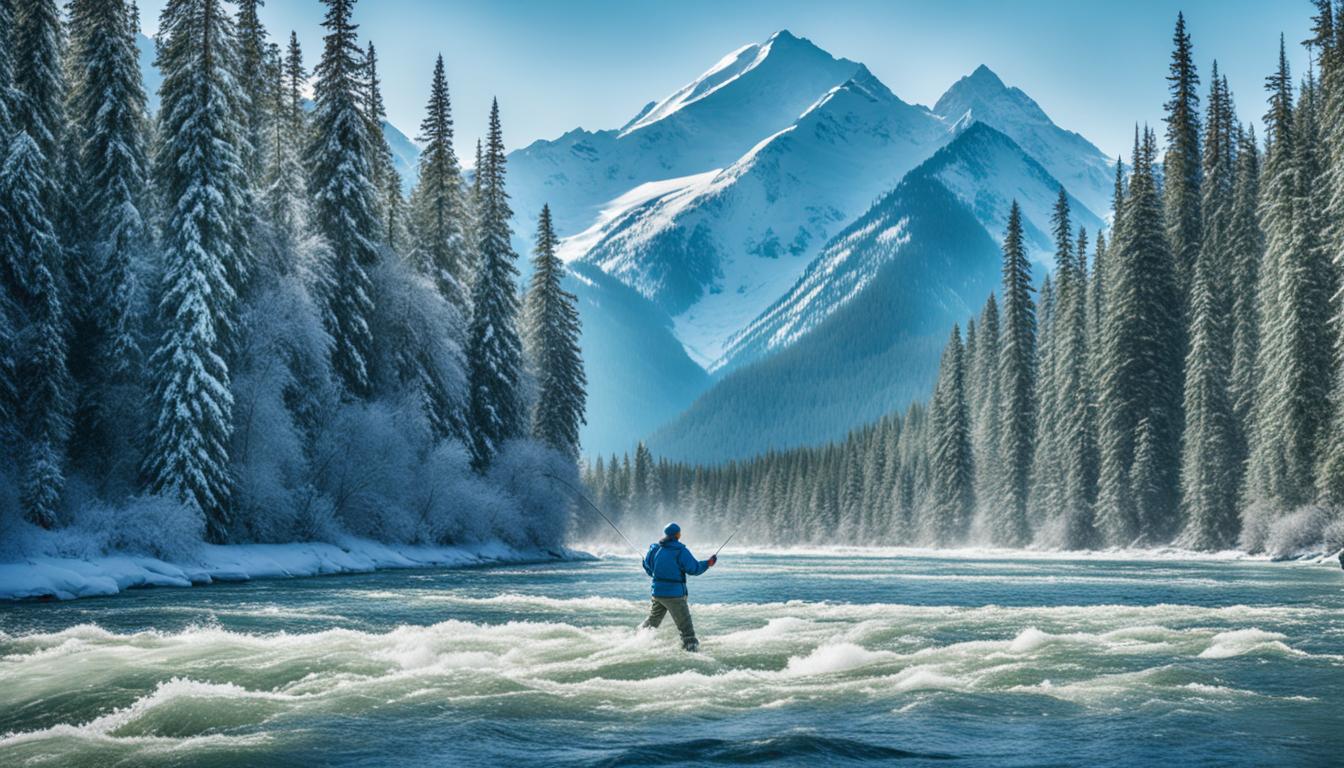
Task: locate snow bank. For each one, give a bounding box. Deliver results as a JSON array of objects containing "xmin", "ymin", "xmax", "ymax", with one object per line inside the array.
[{"xmin": 0, "ymin": 539, "xmax": 592, "ymax": 602}]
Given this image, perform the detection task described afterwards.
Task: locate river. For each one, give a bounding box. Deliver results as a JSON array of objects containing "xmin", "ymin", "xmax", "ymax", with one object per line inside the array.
[{"xmin": 1, "ymin": 549, "xmax": 1340, "ymax": 766}]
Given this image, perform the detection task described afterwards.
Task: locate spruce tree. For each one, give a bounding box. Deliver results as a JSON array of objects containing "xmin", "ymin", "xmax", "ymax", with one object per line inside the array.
[
  {"xmin": 1246, "ymin": 39, "xmax": 1334, "ymax": 513},
  {"xmin": 235, "ymin": 0, "xmax": 269, "ymax": 186},
  {"xmin": 144, "ymin": 0, "xmax": 250, "ymax": 540},
  {"xmin": 971, "ymin": 293, "xmax": 1002, "ymax": 535},
  {"xmin": 524, "ymin": 204, "xmax": 587, "ymax": 460},
  {"xmin": 308, "ymin": 0, "xmax": 381, "ymax": 399},
  {"xmin": 1096, "ymin": 128, "xmax": 1182, "ymax": 546},
  {"xmin": 466, "ymin": 99, "xmax": 526, "ymax": 469},
  {"xmin": 1315, "ymin": 1, "xmax": 1344, "ymax": 503},
  {"xmin": 67, "ymin": 0, "xmax": 150, "ymax": 476},
  {"xmin": 12, "ymin": 0, "xmax": 65, "ymax": 168},
  {"xmin": 262, "ymin": 31, "xmax": 308, "ymax": 261},
  {"xmin": 0, "ymin": 0, "xmax": 13, "ymax": 133},
  {"xmin": 927, "ymin": 325, "xmax": 972, "ymax": 544},
  {"xmin": 409, "ymin": 55, "xmax": 471, "ymax": 309},
  {"xmin": 1228, "ymin": 126, "xmax": 1264, "ymax": 451},
  {"xmin": 1179, "ymin": 65, "xmax": 1240, "ymax": 549},
  {"xmin": 1163, "ymin": 12, "xmax": 1203, "ymax": 302},
  {"xmin": 1, "ymin": 133, "xmax": 71, "ymax": 527},
  {"xmin": 364, "ymin": 41, "xmax": 402, "ymax": 247},
  {"xmin": 994, "ymin": 202, "xmax": 1035, "ymax": 546}
]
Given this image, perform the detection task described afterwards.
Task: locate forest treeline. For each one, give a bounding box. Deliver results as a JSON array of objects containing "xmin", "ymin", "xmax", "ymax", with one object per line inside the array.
[
  {"xmin": 585, "ymin": 7, "xmax": 1344, "ymax": 556},
  {"xmin": 0, "ymin": 0, "xmax": 586, "ymax": 559}
]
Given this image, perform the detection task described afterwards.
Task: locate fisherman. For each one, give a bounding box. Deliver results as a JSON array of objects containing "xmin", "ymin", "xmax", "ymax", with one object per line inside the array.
[{"xmin": 641, "ymin": 523, "xmax": 716, "ymax": 651}]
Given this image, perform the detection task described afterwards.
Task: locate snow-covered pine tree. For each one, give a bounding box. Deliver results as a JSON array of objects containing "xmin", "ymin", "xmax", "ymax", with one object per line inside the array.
[
  {"xmin": 12, "ymin": 0, "xmax": 65, "ymax": 169},
  {"xmin": 1228, "ymin": 125, "xmax": 1263, "ymax": 451},
  {"xmin": 970, "ymin": 293, "xmax": 1001, "ymax": 536},
  {"xmin": 994, "ymin": 202, "xmax": 1035, "ymax": 546},
  {"xmin": 1, "ymin": 133, "xmax": 72, "ymax": 527},
  {"xmin": 262, "ymin": 31, "xmax": 309, "ymax": 264},
  {"xmin": 0, "ymin": 0, "xmax": 13, "ymax": 135},
  {"xmin": 524, "ymin": 204, "xmax": 586, "ymax": 460},
  {"xmin": 926, "ymin": 325, "xmax": 972, "ymax": 545},
  {"xmin": 466, "ymin": 99, "xmax": 525, "ymax": 469},
  {"xmin": 364, "ymin": 41, "xmax": 403, "ymax": 247},
  {"xmin": 1060, "ymin": 225, "xmax": 1098, "ymax": 549},
  {"xmin": 1178, "ymin": 65, "xmax": 1240, "ymax": 549},
  {"xmin": 235, "ymin": 0, "xmax": 269, "ymax": 187},
  {"xmin": 65, "ymin": 0, "xmax": 151, "ymax": 482},
  {"xmin": 144, "ymin": 0, "xmax": 251, "ymax": 540},
  {"xmin": 308, "ymin": 0, "xmax": 381, "ymax": 399},
  {"xmin": 1096, "ymin": 127, "xmax": 1183, "ymax": 546},
  {"xmin": 1163, "ymin": 12, "xmax": 1203, "ymax": 305},
  {"xmin": 1028, "ymin": 273, "xmax": 1058, "ymax": 531},
  {"xmin": 1314, "ymin": 0, "xmax": 1344, "ymax": 503},
  {"xmin": 409, "ymin": 55, "xmax": 471, "ymax": 310},
  {"xmin": 1246, "ymin": 39, "xmax": 1333, "ymax": 514}
]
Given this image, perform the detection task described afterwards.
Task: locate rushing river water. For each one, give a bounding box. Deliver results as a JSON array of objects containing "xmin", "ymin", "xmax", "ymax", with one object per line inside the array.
[{"xmin": 0, "ymin": 549, "xmax": 1341, "ymax": 767}]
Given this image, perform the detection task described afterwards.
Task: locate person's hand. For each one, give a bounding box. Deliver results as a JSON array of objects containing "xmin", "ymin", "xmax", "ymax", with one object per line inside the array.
[{"xmin": 708, "ymin": 555, "xmax": 717, "ymax": 567}]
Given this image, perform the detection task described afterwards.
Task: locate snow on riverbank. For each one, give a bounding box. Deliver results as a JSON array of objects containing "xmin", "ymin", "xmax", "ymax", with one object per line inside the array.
[{"xmin": 0, "ymin": 540, "xmax": 593, "ymax": 602}]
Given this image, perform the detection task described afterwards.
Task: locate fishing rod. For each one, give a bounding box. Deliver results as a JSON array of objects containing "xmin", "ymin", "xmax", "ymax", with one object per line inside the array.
[
  {"xmin": 713, "ymin": 528, "xmax": 739, "ymax": 559},
  {"xmin": 542, "ymin": 473, "xmax": 642, "ymax": 556}
]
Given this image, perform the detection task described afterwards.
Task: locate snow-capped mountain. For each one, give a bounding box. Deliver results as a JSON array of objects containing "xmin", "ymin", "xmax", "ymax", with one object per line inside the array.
[
  {"xmin": 506, "ymin": 31, "xmax": 862, "ymax": 244},
  {"xmin": 578, "ymin": 65, "xmax": 951, "ymax": 367},
  {"xmin": 932, "ymin": 65, "xmax": 1113, "ymax": 216},
  {"xmin": 648, "ymin": 153, "xmax": 1005, "ymax": 462}
]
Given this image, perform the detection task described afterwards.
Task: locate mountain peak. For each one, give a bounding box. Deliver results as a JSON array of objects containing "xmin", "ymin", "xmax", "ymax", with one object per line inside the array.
[{"xmin": 968, "ymin": 64, "xmax": 1004, "ymax": 86}]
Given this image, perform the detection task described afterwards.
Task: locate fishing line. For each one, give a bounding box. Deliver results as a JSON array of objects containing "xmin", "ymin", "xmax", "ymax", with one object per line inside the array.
[{"xmin": 542, "ymin": 473, "xmax": 642, "ymax": 556}]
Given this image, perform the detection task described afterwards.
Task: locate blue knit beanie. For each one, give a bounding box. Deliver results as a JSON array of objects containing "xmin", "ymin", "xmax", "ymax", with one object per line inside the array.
[{"xmin": 663, "ymin": 522, "xmax": 681, "ymax": 536}]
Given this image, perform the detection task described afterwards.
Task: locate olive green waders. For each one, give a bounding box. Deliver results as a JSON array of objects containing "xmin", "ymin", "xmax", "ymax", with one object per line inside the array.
[{"xmin": 641, "ymin": 596, "xmax": 698, "ymax": 650}]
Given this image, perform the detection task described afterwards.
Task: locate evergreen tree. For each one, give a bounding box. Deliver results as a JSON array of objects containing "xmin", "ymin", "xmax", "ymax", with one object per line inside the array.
[
  {"xmin": 1228, "ymin": 126, "xmax": 1264, "ymax": 451},
  {"xmin": 0, "ymin": 0, "xmax": 14, "ymax": 134},
  {"xmin": 466, "ymin": 99, "xmax": 525, "ymax": 469},
  {"xmin": 524, "ymin": 204, "xmax": 587, "ymax": 459},
  {"xmin": 970, "ymin": 293, "xmax": 1001, "ymax": 536},
  {"xmin": 144, "ymin": 0, "xmax": 250, "ymax": 540},
  {"xmin": 262, "ymin": 31, "xmax": 309, "ymax": 261},
  {"xmin": 1, "ymin": 133, "xmax": 71, "ymax": 527},
  {"xmin": 1315, "ymin": 0, "xmax": 1344, "ymax": 503},
  {"xmin": 926, "ymin": 325, "xmax": 972, "ymax": 544},
  {"xmin": 1096, "ymin": 128, "xmax": 1183, "ymax": 545},
  {"xmin": 235, "ymin": 0, "xmax": 269, "ymax": 186},
  {"xmin": 994, "ymin": 202, "xmax": 1035, "ymax": 546},
  {"xmin": 67, "ymin": 0, "xmax": 150, "ymax": 478},
  {"xmin": 1163, "ymin": 12, "xmax": 1203, "ymax": 302},
  {"xmin": 12, "ymin": 0, "xmax": 65, "ymax": 167},
  {"xmin": 409, "ymin": 55, "xmax": 470, "ymax": 309},
  {"xmin": 1179, "ymin": 65, "xmax": 1240, "ymax": 549},
  {"xmin": 308, "ymin": 0, "xmax": 381, "ymax": 398},
  {"xmin": 1246, "ymin": 39, "xmax": 1334, "ymax": 513},
  {"xmin": 364, "ymin": 41, "xmax": 402, "ymax": 247}
]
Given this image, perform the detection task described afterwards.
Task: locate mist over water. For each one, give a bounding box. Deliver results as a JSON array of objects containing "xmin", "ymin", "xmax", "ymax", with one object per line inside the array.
[{"xmin": 1, "ymin": 551, "xmax": 1340, "ymax": 766}]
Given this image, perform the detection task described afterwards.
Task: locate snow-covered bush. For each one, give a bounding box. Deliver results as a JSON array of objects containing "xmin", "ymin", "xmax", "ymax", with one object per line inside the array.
[
  {"xmin": 74, "ymin": 495, "xmax": 206, "ymax": 560},
  {"xmin": 311, "ymin": 399, "xmax": 425, "ymax": 543},
  {"xmin": 1322, "ymin": 513, "xmax": 1344, "ymax": 555},
  {"xmin": 1260, "ymin": 505, "xmax": 1334, "ymax": 558},
  {"xmin": 1237, "ymin": 498, "xmax": 1278, "ymax": 553},
  {"xmin": 487, "ymin": 440, "xmax": 577, "ymax": 547}
]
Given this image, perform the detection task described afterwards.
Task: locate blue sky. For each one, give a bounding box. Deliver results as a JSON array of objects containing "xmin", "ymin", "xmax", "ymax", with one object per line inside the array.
[{"xmin": 138, "ymin": 1, "xmax": 1312, "ymax": 160}]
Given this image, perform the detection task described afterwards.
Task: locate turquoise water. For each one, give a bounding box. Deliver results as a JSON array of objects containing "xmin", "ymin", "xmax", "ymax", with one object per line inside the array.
[{"xmin": 1, "ymin": 550, "xmax": 1341, "ymax": 766}]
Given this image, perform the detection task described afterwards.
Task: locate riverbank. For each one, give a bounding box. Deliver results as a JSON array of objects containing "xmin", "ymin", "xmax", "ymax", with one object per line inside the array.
[{"xmin": 0, "ymin": 539, "xmax": 592, "ymax": 601}]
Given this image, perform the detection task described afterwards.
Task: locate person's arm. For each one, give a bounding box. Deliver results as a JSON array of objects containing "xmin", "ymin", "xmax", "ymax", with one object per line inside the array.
[
  {"xmin": 679, "ymin": 547, "xmax": 711, "ymax": 576},
  {"xmin": 642, "ymin": 546, "xmax": 654, "ymax": 577}
]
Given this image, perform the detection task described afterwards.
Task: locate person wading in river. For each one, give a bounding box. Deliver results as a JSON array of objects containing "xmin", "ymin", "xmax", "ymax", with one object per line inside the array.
[{"xmin": 641, "ymin": 523, "xmax": 716, "ymax": 651}]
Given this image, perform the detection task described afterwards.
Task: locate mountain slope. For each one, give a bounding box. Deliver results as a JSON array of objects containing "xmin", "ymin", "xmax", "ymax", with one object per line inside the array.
[
  {"xmin": 718, "ymin": 121, "xmax": 1099, "ymax": 376},
  {"xmin": 565, "ymin": 263, "xmax": 712, "ymax": 456},
  {"xmin": 647, "ymin": 167, "xmax": 1003, "ymax": 463},
  {"xmin": 579, "ymin": 66, "xmax": 951, "ymax": 367},
  {"xmin": 933, "ymin": 65, "xmax": 1113, "ymax": 216}
]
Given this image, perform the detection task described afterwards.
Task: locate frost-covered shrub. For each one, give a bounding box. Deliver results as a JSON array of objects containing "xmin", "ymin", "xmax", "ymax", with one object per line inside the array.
[
  {"xmin": 312, "ymin": 399, "xmax": 425, "ymax": 543},
  {"xmin": 487, "ymin": 440, "xmax": 577, "ymax": 547},
  {"xmin": 1237, "ymin": 498, "xmax": 1279, "ymax": 553},
  {"xmin": 73, "ymin": 495, "xmax": 205, "ymax": 561},
  {"xmin": 1262, "ymin": 505, "xmax": 1333, "ymax": 558},
  {"xmin": 1322, "ymin": 512, "xmax": 1344, "ymax": 555}
]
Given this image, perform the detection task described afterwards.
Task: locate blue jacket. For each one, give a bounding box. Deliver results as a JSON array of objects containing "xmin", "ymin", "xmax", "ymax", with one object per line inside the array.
[{"xmin": 642, "ymin": 538, "xmax": 709, "ymax": 597}]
